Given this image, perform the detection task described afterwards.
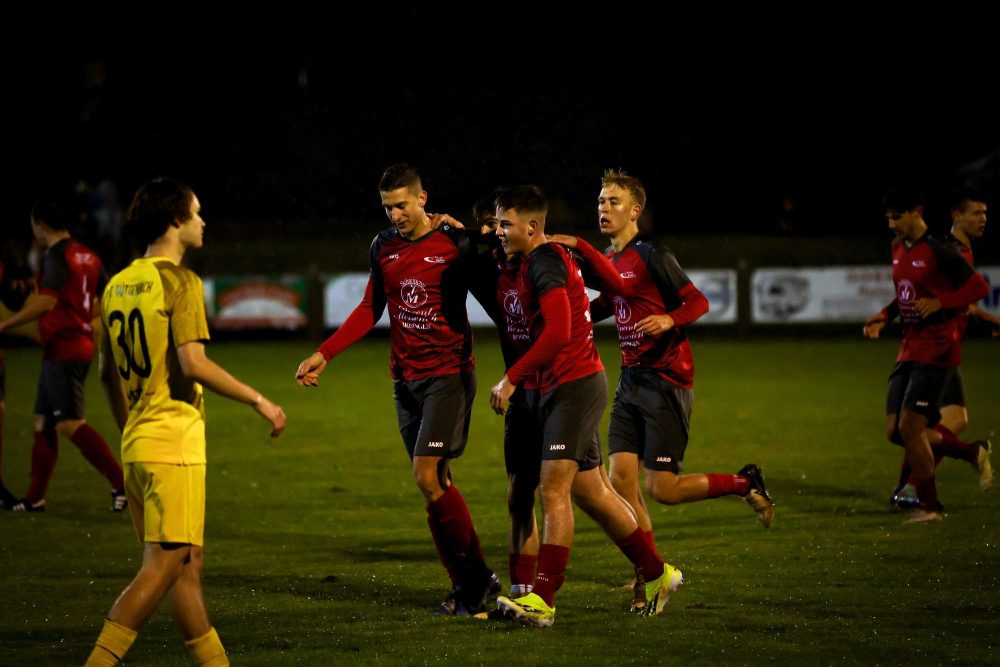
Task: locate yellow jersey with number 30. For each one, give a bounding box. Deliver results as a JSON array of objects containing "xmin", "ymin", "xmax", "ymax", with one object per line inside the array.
[{"xmin": 101, "ymin": 257, "xmax": 210, "ymax": 464}]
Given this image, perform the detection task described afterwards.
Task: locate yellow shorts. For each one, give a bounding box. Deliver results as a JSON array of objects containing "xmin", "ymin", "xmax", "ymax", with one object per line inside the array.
[{"xmin": 124, "ymin": 462, "xmax": 206, "ymax": 546}]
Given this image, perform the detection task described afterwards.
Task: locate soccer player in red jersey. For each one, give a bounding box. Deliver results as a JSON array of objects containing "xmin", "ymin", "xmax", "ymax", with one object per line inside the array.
[
  {"xmin": 573, "ymin": 169, "xmax": 774, "ymax": 609},
  {"xmin": 940, "ymin": 187, "xmax": 998, "ymax": 431},
  {"xmin": 295, "ymin": 164, "xmax": 498, "ymax": 615},
  {"xmin": 0, "ymin": 199, "xmax": 126, "ymax": 512},
  {"xmin": 863, "ymin": 185, "xmax": 990, "ymax": 522},
  {"xmin": 489, "ymin": 185, "xmax": 682, "ymax": 627},
  {"xmin": 886, "ymin": 186, "xmax": 996, "ymax": 507},
  {"xmin": 469, "ymin": 190, "xmax": 627, "ymax": 606}
]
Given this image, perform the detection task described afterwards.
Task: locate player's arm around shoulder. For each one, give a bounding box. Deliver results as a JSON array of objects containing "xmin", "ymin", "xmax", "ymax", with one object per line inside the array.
[{"xmin": 177, "ymin": 341, "xmax": 287, "ymax": 438}]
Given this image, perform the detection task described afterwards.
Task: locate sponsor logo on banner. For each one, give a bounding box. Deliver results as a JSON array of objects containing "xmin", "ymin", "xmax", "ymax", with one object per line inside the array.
[
  {"xmin": 752, "ymin": 266, "xmax": 898, "ymax": 323},
  {"xmin": 697, "ymin": 272, "xmax": 735, "ymax": 323},
  {"xmin": 756, "ymin": 274, "xmax": 810, "ymax": 320},
  {"xmin": 211, "ymin": 278, "xmax": 308, "ymax": 330}
]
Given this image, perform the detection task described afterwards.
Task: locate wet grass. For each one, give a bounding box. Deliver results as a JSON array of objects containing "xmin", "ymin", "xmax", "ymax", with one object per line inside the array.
[{"xmin": 1, "ymin": 336, "xmax": 998, "ymax": 665}]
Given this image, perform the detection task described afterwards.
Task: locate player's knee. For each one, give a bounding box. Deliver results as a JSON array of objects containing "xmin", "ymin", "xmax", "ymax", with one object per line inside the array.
[
  {"xmin": 184, "ymin": 547, "xmax": 205, "ymax": 578},
  {"xmin": 413, "ymin": 472, "xmax": 440, "ymax": 498},
  {"xmin": 948, "ymin": 414, "xmax": 969, "ymax": 434},
  {"xmin": 145, "ymin": 545, "xmax": 190, "ymax": 582},
  {"xmin": 647, "ymin": 477, "xmax": 682, "ymax": 505},
  {"xmin": 507, "ymin": 475, "xmax": 537, "ymax": 515},
  {"xmin": 55, "ymin": 419, "xmax": 83, "ymax": 438},
  {"xmin": 898, "ymin": 418, "xmax": 924, "ymax": 444},
  {"xmin": 608, "ymin": 461, "xmax": 635, "ymax": 494}
]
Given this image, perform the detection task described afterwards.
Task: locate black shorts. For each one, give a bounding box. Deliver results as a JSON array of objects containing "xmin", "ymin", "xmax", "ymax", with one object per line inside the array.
[
  {"xmin": 608, "ymin": 367, "xmax": 693, "ymax": 473},
  {"xmin": 34, "ymin": 359, "xmax": 90, "ymax": 422},
  {"xmin": 885, "ymin": 361, "xmax": 953, "ymax": 427},
  {"xmin": 538, "ymin": 371, "xmax": 605, "ymax": 472},
  {"xmin": 0, "ymin": 356, "xmax": 5, "ymax": 401},
  {"xmin": 504, "ymin": 387, "xmax": 542, "ymax": 478},
  {"xmin": 393, "ymin": 371, "xmax": 475, "ymax": 460},
  {"xmin": 939, "ymin": 366, "xmax": 966, "ymax": 408}
]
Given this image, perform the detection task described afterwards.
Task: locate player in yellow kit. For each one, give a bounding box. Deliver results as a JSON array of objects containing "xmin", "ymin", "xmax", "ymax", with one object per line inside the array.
[{"xmin": 85, "ymin": 178, "xmax": 286, "ymax": 667}]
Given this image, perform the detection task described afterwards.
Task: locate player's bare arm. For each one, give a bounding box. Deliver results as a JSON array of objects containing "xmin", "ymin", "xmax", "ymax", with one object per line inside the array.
[
  {"xmin": 863, "ymin": 310, "xmax": 889, "ymax": 339},
  {"xmin": 98, "ymin": 327, "xmax": 129, "ymax": 433},
  {"xmin": 969, "ymin": 304, "xmax": 1000, "ymax": 336},
  {"xmin": 490, "ymin": 375, "xmax": 515, "ymax": 415},
  {"xmin": 0, "ymin": 292, "xmax": 57, "ymax": 333},
  {"xmin": 178, "ymin": 341, "xmax": 286, "ymax": 437},
  {"xmin": 295, "ymin": 351, "xmax": 328, "ymax": 387},
  {"xmin": 427, "ymin": 212, "xmax": 464, "ymax": 230},
  {"xmin": 635, "ymin": 314, "xmax": 675, "ymax": 337},
  {"xmin": 914, "ymin": 298, "xmax": 942, "ymax": 318},
  {"xmin": 545, "ymin": 234, "xmax": 578, "ymax": 248}
]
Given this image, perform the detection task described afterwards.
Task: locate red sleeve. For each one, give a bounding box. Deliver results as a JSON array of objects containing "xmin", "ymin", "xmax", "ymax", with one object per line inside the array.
[
  {"xmin": 667, "ymin": 283, "xmax": 709, "ymax": 326},
  {"xmin": 573, "ymin": 237, "xmax": 625, "ymax": 294},
  {"xmin": 506, "ymin": 287, "xmax": 571, "ymax": 386},
  {"xmin": 938, "ymin": 272, "xmax": 989, "ymax": 309},
  {"xmin": 317, "ymin": 278, "xmax": 380, "ymax": 361}
]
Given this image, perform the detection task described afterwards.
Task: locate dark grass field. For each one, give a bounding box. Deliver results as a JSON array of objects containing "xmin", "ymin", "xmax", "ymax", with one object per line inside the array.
[{"xmin": 1, "ymin": 335, "xmax": 998, "ymax": 665}]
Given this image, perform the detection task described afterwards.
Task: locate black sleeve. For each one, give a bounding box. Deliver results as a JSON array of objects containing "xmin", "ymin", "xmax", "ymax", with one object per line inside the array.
[
  {"xmin": 930, "ymin": 238, "xmax": 976, "ymax": 290},
  {"xmin": 39, "ymin": 248, "xmax": 69, "ymax": 292},
  {"xmin": 646, "ymin": 244, "xmax": 693, "ymax": 297},
  {"xmin": 367, "ymin": 234, "xmax": 388, "ymax": 316},
  {"xmin": 529, "ymin": 246, "xmax": 568, "ymax": 297},
  {"xmin": 590, "ymin": 294, "xmax": 614, "ymax": 323},
  {"xmin": 469, "ymin": 250, "xmax": 504, "ymax": 326}
]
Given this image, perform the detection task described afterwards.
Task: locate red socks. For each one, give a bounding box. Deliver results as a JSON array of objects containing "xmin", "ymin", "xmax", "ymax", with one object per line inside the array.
[
  {"xmin": 532, "ymin": 545, "xmax": 570, "ymax": 607},
  {"xmin": 706, "ymin": 473, "xmax": 751, "ymax": 498},
  {"xmin": 70, "ymin": 424, "xmax": 124, "ymax": 490},
  {"xmin": 615, "ymin": 528, "xmax": 665, "ymax": 583},
  {"xmin": 509, "ymin": 553, "xmax": 537, "ymax": 588},
  {"xmin": 428, "ymin": 485, "xmax": 488, "ymax": 582},
  {"xmin": 26, "ymin": 429, "xmax": 59, "ymax": 503}
]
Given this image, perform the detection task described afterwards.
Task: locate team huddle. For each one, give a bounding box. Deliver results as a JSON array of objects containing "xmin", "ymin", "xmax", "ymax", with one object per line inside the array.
[
  {"xmin": 295, "ymin": 165, "xmax": 774, "ymax": 628},
  {"xmin": 0, "ymin": 167, "xmax": 993, "ymax": 663}
]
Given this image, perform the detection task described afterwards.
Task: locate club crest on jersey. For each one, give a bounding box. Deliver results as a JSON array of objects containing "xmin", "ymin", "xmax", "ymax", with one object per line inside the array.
[
  {"xmin": 620, "ymin": 271, "xmax": 637, "ymax": 279},
  {"xmin": 911, "ymin": 260, "xmax": 926, "ymax": 268},
  {"xmin": 400, "ymin": 278, "xmax": 428, "ymax": 307},
  {"xmin": 897, "ymin": 279, "xmax": 915, "ymax": 304},
  {"xmin": 503, "ymin": 289, "xmax": 523, "ymax": 317},
  {"xmin": 613, "ymin": 296, "xmax": 632, "ymax": 323},
  {"xmin": 423, "ymin": 256, "xmax": 447, "ymax": 264}
]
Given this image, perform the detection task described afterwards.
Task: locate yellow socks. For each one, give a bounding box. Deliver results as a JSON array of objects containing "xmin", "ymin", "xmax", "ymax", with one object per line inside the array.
[
  {"xmin": 84, "ymin": 619, "xmax": 137, "ymax": 666},
  {"xmin": 185, "ymin": 627, "xmax": 229, "ymax": 666}
]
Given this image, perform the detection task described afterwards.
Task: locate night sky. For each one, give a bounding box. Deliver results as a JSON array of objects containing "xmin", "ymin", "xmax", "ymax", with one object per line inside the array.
[{"xmin": 8, "ymin": 13, "xmax": 998, "ymax": 244}]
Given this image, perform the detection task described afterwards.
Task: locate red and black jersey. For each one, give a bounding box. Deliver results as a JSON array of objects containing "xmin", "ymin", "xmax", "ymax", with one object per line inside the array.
[
  {"xmin": 37, "ymin": 239, "xmax": 105, "ymax": 362},
  {"xmin": 478, "ymin": 251, "xmax": 534, "ymax": 378},
  {"xmin": 507, "ymin": 242, "xmax": 604, "ymax": 394},
  {"xmin": 319, "ymin": 225, "xmax": 474, "ymax": 381},
  {"xmin": 592, "ymin": 236, "xmax": 708, "ymax": 389},
  {"xmin": 888, "ymin": 234, "xmax": 987, "ymax": 367},
  {"xmin": 473, "ymin": 238, "xmax": 623, "ymax": 392}
]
